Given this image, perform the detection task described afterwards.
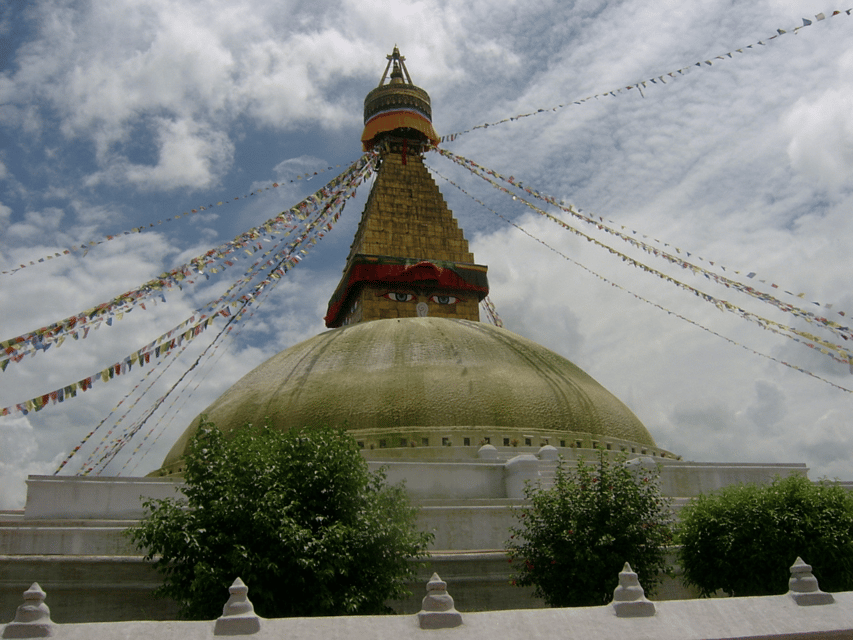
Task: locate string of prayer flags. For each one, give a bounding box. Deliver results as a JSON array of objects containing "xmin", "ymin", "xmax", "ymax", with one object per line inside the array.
[
  {"xmin": 65, "ymin": 306, "xmax": 227, "ymax": 477},
  {"xmin": 434, "ymin": 147, "xmax": 853, "ymax": 344},
  {"xmin": 55, "ymin": 334, "xmax": 196, "ymax": 475},
  {"xmin": 113, "ymin": 266, "xmax": 282, "ymax": 477},
  {"xmin": 55, "ymin": 302, "xmax": 245, "ymax": 476},
  {"xmin": 117, "ymin": 325, "xmax": 245, "ymax": 476},
  {"xmin": 469, "ymin": 147, "xmax": 851, "ymax": 333},
  {"xmin": 0, "ymin": 153, "xmax": 376, "ymax": 370},
  {"xmin": 438, "ymin": 9, "xmax": 852, "ymax": 144},
  {"xmin": 49, "ymin": 152, "xmax": 377, "ymax": 474},
  {"xmin": 121, "ymin": 256, "xmax": 289, "ymax": 477},
  {"xmin": 445, "ymin": 176, "xmax": 852, "ymax": 324},
  {"xmin": 5, "ymin": 315, "xmax": 217, "ymax": 423},
  {"xmin": 429, "ymin": 165, "xmax": 853, "ymax": 395},
  {"xmin": 0, "ymin": 157, "xmax": 362, "ymax": 277},
  {"xmin": 480, "ymin": 296, "xmax": 504, "ymax": 328},
  {"xmin": 431, "ymin": 150, "xmax": 853, "ymax": 372},
  {"xmin": 82, "ymin": 232, "xmax": 308, "ymax": 476},
  {"xmin": 57, "ymin": 236, "xmax": 337, "ymax": 474}
]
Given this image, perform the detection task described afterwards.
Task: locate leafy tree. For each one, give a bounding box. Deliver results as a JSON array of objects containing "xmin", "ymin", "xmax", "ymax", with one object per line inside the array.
[
  {"xmin": 506, "ymin": 452, "xmax": 673, "ymax": 607},
  {"xmin": 678, "ymin": 474, "xmax": 853, "ymax": 597},
  {"xmin": 129, "ymin": 421, "xmax": 433, "ymax": 619}
]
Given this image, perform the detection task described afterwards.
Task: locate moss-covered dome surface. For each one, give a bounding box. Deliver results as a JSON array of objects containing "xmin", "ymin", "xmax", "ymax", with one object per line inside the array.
[{"xmin": 159, "ymin": 318, "xmax": 654, "ymax": 471}]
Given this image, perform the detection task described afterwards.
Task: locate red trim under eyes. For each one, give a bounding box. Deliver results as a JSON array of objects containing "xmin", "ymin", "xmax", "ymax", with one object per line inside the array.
[{"xmin": 325, "ymin": 259, "xmax": 488, "ymax": 327}]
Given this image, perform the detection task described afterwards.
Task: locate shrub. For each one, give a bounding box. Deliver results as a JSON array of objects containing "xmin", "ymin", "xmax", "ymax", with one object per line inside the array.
[
  {"xmin": 506, "ymin": 452, "xmax": 673, "ymax": 607},
  {"xmin": 129, "ymin": 420, "xmax": 432, "ymax": 619},
  {"xmin": 678, "ymin": 474, "xmax": 853, "ymax": 597}
]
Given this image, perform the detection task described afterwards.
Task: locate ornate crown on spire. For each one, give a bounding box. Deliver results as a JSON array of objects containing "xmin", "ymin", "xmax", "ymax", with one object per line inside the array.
[{"xmin": 361, "ymin": 46, "xmax": 439, "ymax": 150}]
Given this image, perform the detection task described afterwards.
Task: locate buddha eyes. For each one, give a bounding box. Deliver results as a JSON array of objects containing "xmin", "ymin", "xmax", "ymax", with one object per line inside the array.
[
  {"xmin": 380, "ymin": 292, "xmax": 463, "ymax": 304},
  {"xmin": 383, "ymin": 292, "xmax": 416, "ymax": 302}
]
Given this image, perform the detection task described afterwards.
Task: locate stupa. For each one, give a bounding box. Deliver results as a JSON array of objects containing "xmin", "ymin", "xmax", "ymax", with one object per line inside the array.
[
  {"xmin": 1, "ymin": 48, "xmax": 811, "ymax": 623},
  {"xmin": 156, "ymin": 46, "xmax": 672, "ymax": 476}
]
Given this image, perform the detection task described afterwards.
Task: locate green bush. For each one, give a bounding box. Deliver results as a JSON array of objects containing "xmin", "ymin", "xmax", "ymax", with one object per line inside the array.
[
  {"xmin": 506, "ymin": 452, "xmax": 673, "ymax": 607},
  {"xmin": 129, "ymin": 420, "xmax": 432, "ymax": 619},
  {"xmin": 678, "ymin": 474, "xmax": 853, "ymax": 597}
]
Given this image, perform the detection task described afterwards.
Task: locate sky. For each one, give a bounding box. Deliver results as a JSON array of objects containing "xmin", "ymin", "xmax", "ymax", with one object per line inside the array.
[{"xmin": 1, "ymin": 0, "xmax": 852, "ymax": 509}]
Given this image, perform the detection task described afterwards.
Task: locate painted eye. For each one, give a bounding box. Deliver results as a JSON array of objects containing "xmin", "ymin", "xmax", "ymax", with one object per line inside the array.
[
  {"xmin": 429, "ymin": 295, "xmax": 460, "ymax": 305},
  {"xmin": 383, "ymin": 292, "xmax": 416, "ymax": 302}
]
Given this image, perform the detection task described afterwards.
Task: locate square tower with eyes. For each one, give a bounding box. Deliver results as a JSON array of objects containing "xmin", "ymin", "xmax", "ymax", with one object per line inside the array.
[
  {"xmin": 325, "ymin": 146, "xmax": 489, "ymax": 328},
  {"xmin": 325, "ymin": 49, "xmax": 489, "ymax": 329}
]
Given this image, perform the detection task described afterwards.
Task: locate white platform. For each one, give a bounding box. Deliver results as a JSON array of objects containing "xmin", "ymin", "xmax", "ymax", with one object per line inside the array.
[{"xmin": 0, "ymin": 454, "xmax": 814, "ymax": 622}]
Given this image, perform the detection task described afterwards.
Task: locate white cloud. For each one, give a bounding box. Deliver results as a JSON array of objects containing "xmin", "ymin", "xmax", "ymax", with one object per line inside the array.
[
  {"xmin": 0, "ymin": 202, "xmax": 11, "ymax": 226},
  {"xmin": 86, "ymin": 117, "xmax": 235, "ymax": 190},
  {"xmin": 1, "ymin": 0, "xmax": 511, "ymax": 193},
  {"xmin": 784, "ymin": 86, "xmax": 853, "ymax": 192},
  {"xmin": 0, "ymin": 416, "xmax": 64, "ymax": 510},
  {"xmin": 5, "ymin": 206, "xmax": 64, "ymax": 240},
  {"xmin": 744, "ymin": 380, "xmax": 787, "ymax": 430}
]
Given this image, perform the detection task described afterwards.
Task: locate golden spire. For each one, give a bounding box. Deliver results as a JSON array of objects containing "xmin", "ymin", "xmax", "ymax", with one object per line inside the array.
[
  {"xmin": 326, "ymin": 48, "xmax": 488, "ymax": 328},
  {"xmin": 376, "ymin": 46, "xmax": 412, "ymax": 86}
]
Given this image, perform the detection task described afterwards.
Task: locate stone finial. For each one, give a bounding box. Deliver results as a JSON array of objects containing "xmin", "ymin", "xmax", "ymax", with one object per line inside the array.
[
  {"xmin": 477, "ymin": 444, "xmax": 498, "ymax": 460},
  {"xmin": 538, "ymin": 445, "xmax": 558, "ymax": 461},
  {"xmin": 505, "ymin": 454, "xmax": 540, "ymax": 498},
  {"xmin": 214, "ymin": 578, "xmax": 261, "ymax": 635},
  {"xmin": 624, "ymin": 456, "xmax": 658, "ymax": 482},
  {"xmin": 625, "ymin": 456, "xmax": 656, "ymax": 471},
  {"xmin": 611, "ymin": 563, "xmax": 655, "ymax": 617},
  {"xmin": 417, "ymin": 573, "xmax": 463, "ymax": 629},
  {"xmin": 2, "ymin": 583, "xmax": 55, "ymax": 638},
  {"xmin": 788, "ymin": 557, "xmax": 835, "ymax": 606}
]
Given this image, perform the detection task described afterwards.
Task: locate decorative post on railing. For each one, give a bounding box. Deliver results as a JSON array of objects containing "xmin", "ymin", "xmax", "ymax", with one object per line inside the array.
[
  {"xmin": 787, "ymin": 557, "xmax": 835, "ymax": 606},
  {"xmin": 2, "ymin": 583, "xmax": 56, "ymax": 638},
  {"xmin": 611, "ymin": 562, "xmax": 655, "ymax": 617},
  {"xmin": 214, "ymin": 577, "xmax": 261, "ymax": 635},
  {"xmin": 417, "ymin": 573, "xmax": 463, "ymax": 629},
  {"xmin": 537, "ymin": 445, "xmax": 558, "ymax": 461},
  {"xmin": 505, "ymin": 454, "xmax": 540, "ymax": 498}
]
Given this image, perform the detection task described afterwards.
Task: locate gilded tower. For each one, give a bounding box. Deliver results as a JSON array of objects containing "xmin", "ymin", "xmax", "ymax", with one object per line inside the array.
[{"xmin": 325, "ymin": 47, "xmax": 489, "ymax": 328}]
